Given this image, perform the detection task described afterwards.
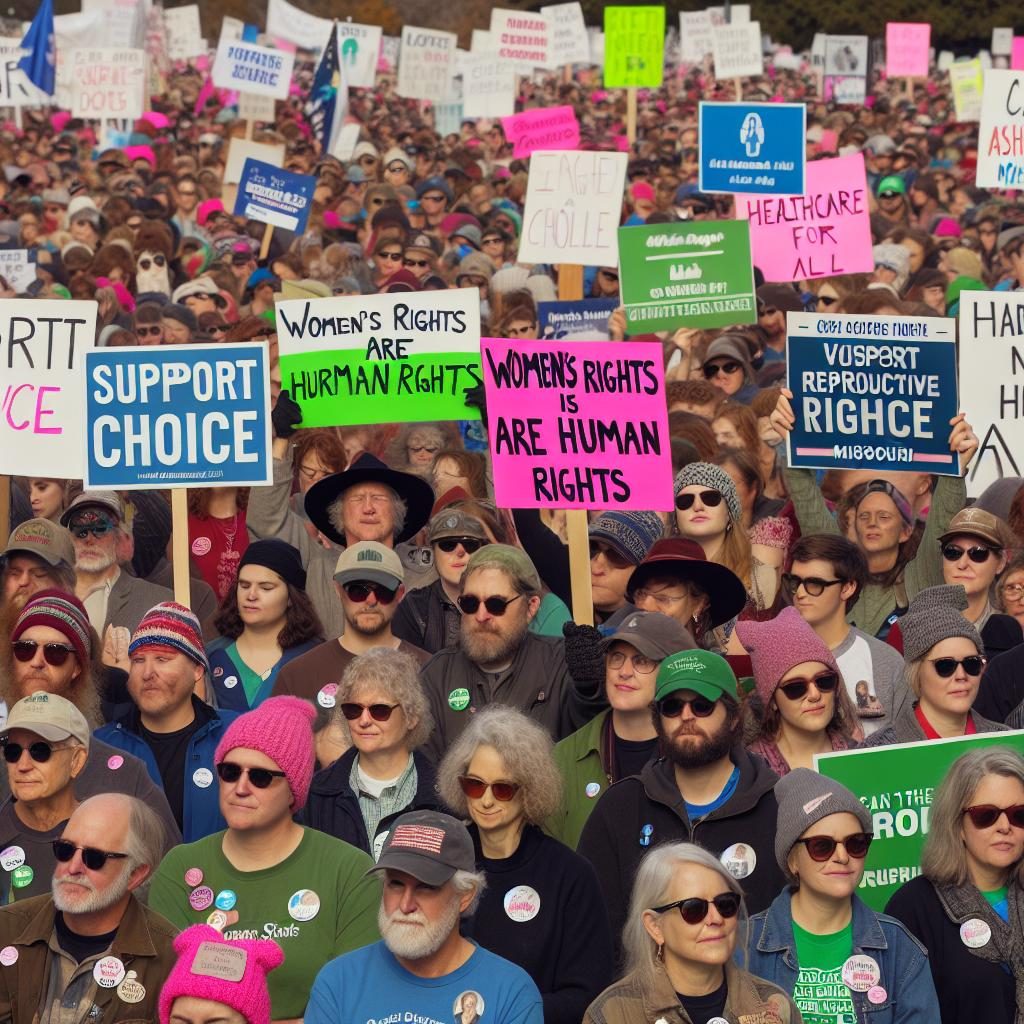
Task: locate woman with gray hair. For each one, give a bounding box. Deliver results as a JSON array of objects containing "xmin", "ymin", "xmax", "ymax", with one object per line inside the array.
[
  {"xmin": 584, "ymin": 842, "xmax": 799, "ymax": 1024},
  {"xmin": 300, "ymin": 648, "xmax": 442, "ymax": 858},
  {"xmin": 437, "ymin": 705, "xmax": 613, "ymax": 1024},
  {"xmin": 886, "ymin": 747, "xmax": 1024, "ymax": 1024}
]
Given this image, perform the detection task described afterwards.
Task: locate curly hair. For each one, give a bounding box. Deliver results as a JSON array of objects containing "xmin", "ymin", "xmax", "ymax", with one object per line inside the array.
[
  {"xmin": 213, "ymin": 580, "xmax": 324, "ymax": 650},
  {"xmin": 429, "ymin": 448, "xmax": 489, "ymax": 499}
]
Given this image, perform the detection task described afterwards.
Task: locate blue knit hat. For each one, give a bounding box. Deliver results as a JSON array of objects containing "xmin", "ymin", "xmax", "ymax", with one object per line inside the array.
[{"xmin": 588, "ymin": 511, "xmax": 663, "ymax": 566}]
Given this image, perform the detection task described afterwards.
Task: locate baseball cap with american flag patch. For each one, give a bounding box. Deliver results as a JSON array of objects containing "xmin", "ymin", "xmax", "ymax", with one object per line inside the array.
[{"xmin": 368, "ymin": 810, "xmax": 476, "ymax": 886}]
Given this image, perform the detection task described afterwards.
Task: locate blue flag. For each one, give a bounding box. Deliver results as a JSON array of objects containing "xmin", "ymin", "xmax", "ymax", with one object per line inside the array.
[
  {"xmin": 305, "ymin": 21, "xmax": 345, "ymax": 154},
  {"xmin": 18, "ymin": 0, "xmax": 56, "ymax": 97}
]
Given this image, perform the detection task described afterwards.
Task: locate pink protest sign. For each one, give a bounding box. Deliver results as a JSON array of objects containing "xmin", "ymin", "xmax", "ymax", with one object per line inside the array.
[
  {"xmin": 1013, "ymin": 37, "xmax": 1024, "ymax": 71},
  {"xmin": 885, "ymin": 22, "xmax": 931, "ymax": 78},
  {"xmin": 735, "ymin": 153, "xmax": 873, "ymax": 283},
  {"xmin": 500, "ymin": 106, "xmax": 580, "ymax": 158},
  {"xmin": 482, "ymin": 338, "xmax": 674, "ymax": 510}
]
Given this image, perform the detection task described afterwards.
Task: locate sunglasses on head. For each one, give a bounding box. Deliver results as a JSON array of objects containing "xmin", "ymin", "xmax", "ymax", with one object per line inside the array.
[
  {"xmin": 781, "ymin": 574, "xmax": 844, "ymax": 598},
  {"xmin": 3, "ymin": 739, "xmax": 66, "ymax": 763},
  {"xmin": 457, "ymin": 593, "xmax": 522, "ymax": 616},
  {"xmin": 589, "ymin": 540, "xmax": 634, "ymax": 569},
  {"xmin": 53, "ymin": 840, "xmax": 129, "ymax": 871},
  {"xmin": 436, "ymin": 537, "xmax": 485, "ymax": 554},
  {"xmin": 658, "ymin": 694, "xmax": 717, "ymax": 718},
  {"xmin": 70, "ymin": 521, "xmax": 115, "ymax": 540},
  {"xmin": 216, "ymin": 762, "xmax": 287, "ymax": 788},
  {"xmin": 778, "ymin": 671, "xmax": 839, "ymax": 702},
  {"xmin": 702, "ymin": 360, "xmax": 741, "ymax": 378},
  {"xmin": 136, "ymin": 325, "xmax": 161, "ymax": 337},
  {"xmin": 941, "ymin": 543, "xmax": 997, "ymax": 564},
  {"xmin": 138, "ymin": 255, "xmax": 166, "ymax": 270},
  {"xmin": 652, "ymin": 891, "xmax": 741, "ymax": 924},
  {"xmin": 795, "ymin": 832, "xmax": 873, "ymax": 861},
  {"xmin": 675, "ymin": 489, "xmax": 723, "ymax": 512},
  {"xmin": 458, "ymin": 776, "xmax": 520, "ymax": 801},
  {"xmin": 340, "ymin": 702, "xmax": 399, "ymax": 722},
  {"xmin": 930, "ymin": 655, "xmax": 985, "ymax": 678},
  {"xmin": 342, "ymin": 581, "xmax": 398, "ymax": 605},
  {"xmin": 12, "ymin": 640, "xmax": 76, "ymax": 666},
  {"xmin": 963, "ymin": 804, "xmax": 1024, "ymax": 829}
]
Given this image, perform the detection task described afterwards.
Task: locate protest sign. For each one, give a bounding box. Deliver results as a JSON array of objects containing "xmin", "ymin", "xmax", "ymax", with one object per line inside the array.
[
  {"xmin": 708, "ymin": 5, "xmax": 751, "ymax": 25},
  {"xmin": 538, "ymin": 299, "xmax": 618, "ymax": 340},
  {"xmin": 470, "ymin": 29, "xmax": 494, "ymax": 53},
  {"xmin": 234, "ymin": 159, "xmax": 314, "ymax": 234},
  {"xmin": 433, "ymin": 101, "xmax": 464, "ymax": 138},
  {"xmin": 482, "ymin": 338, "xmax": 674, "ymax": 510},
  {"xmin": 993, "ymin": 27, "xmax": 1014, "ymax": 57},
  {"xmin": 0, "ymin": 38, "xmax": 50, "ymax": 105},
  {"xmin": 541, "ymin": 3, "xmax": 590, "ymax": 66},
  {"xmin": 163, "ymin": 6, "xmax": 204, "ymax": 60},
  {"xmin": 589, "ymin": 28, "xmax": 605, "ymax": 66},
  {"xmin": 698, "ymin": 102, "xmax": 805, "ymax": 195},
  {"xmin": 212, "ymin": 36, "xmax": 294, "ymax": 99},
  {"xmin": 275, "ymin": 290, "xmax": 482, "ymax": 428},
  {"xmin": 54, "ymin": 11, "xmax": 106, "ymax": 108},
  {"xmin": 238, "ymin": 91, "xmax": 276, "ymax": 124},
  {"xmin": 824, "ymin": 35, "xmax": 868, "ymax": 77},
  {"xmin": 603, "ymin": 6, "xmax": 665, "ymax": 88},
  {"xmin": 0, "ymin": 250, "xmax": 36, "ymax": 291},
  {"xmin": 397, "ymin": 26, "xmax": 456, "ymax": 102},
  {"xmin": 679, "ymin": 11, "xmax": 715, "ymax": 65},
  {"xmin": 0, "ymin": 300, "xmax": 96, "ymax": 478},
  {"xmin": 949, "ymin": 60, "xmax": 984, "ymax": 122},
  {"xmin": 461, "ymin": 54, "xmax": 516, "ymax": 119},
  {"xmin": 958, "ymin": 291, "xmax": 1024, "ymax": 493},
  {"xmin": 1014, "ymin": 38, "xmax": 1024, "ymax": 71},
  {"xmin": 735, "ymin": 153, "xmax": 873, "ymax": 282},
  {"xmin": 82, "ymin": 0, "xmax": 142, "ymax": 50},
  {"xmin": 977, "ymin": 70, "xmax": 1024, "ymax": 188},
  {"xmin": 336, "ymin": 22, "xmax": 383, "ymax": 89},
  {"xmin": 70, "ymin": 48, "xmax": 146, "ymax": 119},
  {"xmin": 224, "ymin": 139, "xmax": 287, "ymax": 185},
  {"xmin": 816, "ymin": 732, "xmax": 1024, "ymax": 912},
  {"xmin": 490, "ymin": 9, "xmax": 550, "ymax": 70},
  {"xmin": 712, "ymin": 22, "xmax": 764, "ymax": 79},
  {"xmin": 885, "ymin": 22, "xmax": 930, "ymax": 78},
  {"xmin": 786, "ymin": 311, "xmax": 959, "ymax": 476},
  {"xmin": 265, "ymin": 0, "xmax": 331, "ymax": 52},
  {"xmin": 501, "ymin": 106, "xmax": 579, "ymax": 157},
  {"xmin": 84, "ymin": 344, "xmax": 272, "ymax": 490},
  {"xmin": 618, "ymin": 221, "xmax": 756, "ymax": 332},
  {"xmin": 828, "ymin": 76, "xmax": 868, "ymax": 105},
  {"xmin": 517, "ymin": 150, "xmax": 628, "ymax": 266}
]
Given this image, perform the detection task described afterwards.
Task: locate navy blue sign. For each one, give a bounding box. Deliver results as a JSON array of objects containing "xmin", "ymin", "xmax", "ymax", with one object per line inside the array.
[
  {"xmin": 699, "ymin": 102, "xmax": 806, "ymax": 195},
  {"xmin": 234, "ymin": 158, "xmax": 315, "ymax": 234},
  {"xmin": 538, "ymin": 299, "xmax": 618, "ymax": 340},
  {"xmin": 84, "ymin": 344, "xmax": 273, "ymax": 489},
  {"xmin": 786, "ymin": 312, "xmax": 960, "ymax": 476}
]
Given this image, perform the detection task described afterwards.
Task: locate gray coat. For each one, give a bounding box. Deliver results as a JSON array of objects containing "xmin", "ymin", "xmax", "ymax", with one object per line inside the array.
[{"xmin": 862, "ymin": 698, "xmax": 1009, "ymax": 748}]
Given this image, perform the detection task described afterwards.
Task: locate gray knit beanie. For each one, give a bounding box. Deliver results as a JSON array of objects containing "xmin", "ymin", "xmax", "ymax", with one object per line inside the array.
[
  {"xmin": 774, "ymin": 768, "xmax": 872, "ymax": 878},
  {"xmin": 588, "ymin": 511, "xmax": 664, "ymax": 565},
  {"xmin": 673, "ymin": 462, "xmax": 742, "ymax": 525},
  {"xmin": 900, "ymin": 584, "xmax": 984, "ymax": 663}
]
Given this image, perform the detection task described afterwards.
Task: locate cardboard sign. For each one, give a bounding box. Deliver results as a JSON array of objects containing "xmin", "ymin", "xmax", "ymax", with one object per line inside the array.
[
  {"xmin": 541, "ymin": 3, "xmax": 590, "ymax": 66},
  {"xmin": 84, "ymin": 344, "xmax": 272, "ymax": 489},
  {"xmin": 992, "ymin": 27, "xmax": 1014, "ymax": 57},
  {"xmin": 816, "ymin": 732, "xmax": 1024, "ymax": 912},
  {"xmin": 70, "ymin": 48, "xmax": 146, "ymax": 119},
  {"xmin": 950, "ymin": 60, "xmax": 985, "ymax": 122},
  {"xmin": 0, "ymin": 300, "xmax": 97, "ymax": 477},
  {"xmin": 224, "ymin": 139, "xmax": 287, "ymax": 185},
  {"xmin": 828, "ymin": 76, "xmax": 868, "ymax": 105},
  {"xmin": 490, "ymin": 9, "xmax": 550, "ymax": 70},
  {"xmin": 712, "ymin": 22, "xmax": 763, "ymax": 79},
  {"xmin": 212, "ymin": 36, "xmax": 294, "ymax": 99},
  {"xmin": 461, "ymin": 54, "xmax": 516, "ymax": 119},
  {"xmin": 433, "ymin": 102, "xmax": 464, "ymax": 138},
  {"xmin": 885, "ymin": 22, "xmax": 930, "ymax": 78},
  {"xmin": 786, "ymin": 311, "xmax": 959, "ymax": 476},
  {"xmin": 234, "ymin": 159, "xmax": 314, "ymax": 233},
  {"xmin": 0, "ymin": 250, "xmax": 37, "ymax": 291},
  {"xmin": 336, "ymin": 22, "xmax": 383, "ymax": 89},
  {"xmin": 81, "ymin": 0, "xmax": 142, "ymax": 50},
  {"xmin": 824, "ymin": 35, "xmax": 868, "ymax": 77},
  {"xmin": 698, "ymin": 102, "xmax": 806, "ymax": 195},
  {"xmin": 163, "ymin": 6, "xmax": 204, "ymax": 60},
  {"xmin": 518, "ymin": 150, "xmax": 628, "ymax": 267},
  {"xmin": 0, "ymin": 38, "xmax": 49, "ymax": 106},
  {"xmin": 736, "ymin": 153, "xmax": 873, "ymax": 283},
  {"xmin": 538, "ymin": 299, "xmax": 618, "ymax": 341},
  {"xmin": 977, "ymin": 71, "xmax": 1024, "ymax": 188},
  {"xmin": 482, "ymin": 338, "xmax": 673, "ymax": 510},
  {"xmin": 238, "ymin": 91, "xmax": 276, "ymax": 124},
  {"xmin": 679, "ymin": 11, "xmax": 715, "ymax": 64},
  {"xmin": 275, "ymin": 290, "xmax": 482, "ymax": 428},
  {"xmin": 1014, "ymin": 38, "xmax": 1024, "ymax": 71},
  {"xmin": 397, "ymin": 26, "xmax": 456, "ymax": 101},
  {"xmin": 265, "ymin": 0, "xmax": 331, "ymax": 52},
  {"xmin": 501, "ymin": 106, "xmax": 579, "ymax": 157},
  {"xmin": 618, "ymin": 221, "xmax": 756, "ymax": 332},
  {"xmin": 603, "ymin": 6, "xmax": 665, "ymax": 88}
]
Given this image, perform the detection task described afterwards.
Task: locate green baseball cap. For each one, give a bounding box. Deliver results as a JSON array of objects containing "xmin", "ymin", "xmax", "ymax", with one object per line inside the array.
[
  {"xmin": 655, "ymin": 649, "xmax": 739, "ymax": 703},
  {"xmin": 876, "ymin": 175, "xmax": 906, "ymax": 197}
]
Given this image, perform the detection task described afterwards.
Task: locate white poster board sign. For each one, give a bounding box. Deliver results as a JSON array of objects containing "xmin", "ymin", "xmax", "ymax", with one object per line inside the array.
[
  {"xmin": 70, "ymin": 48, "xmax": 146, "ymax": 119},
  {"xmin": 542, "ymin": 3, "xmax": 590, "ymax": 66},
  {"xmin": 212, "ymin": 35, "xmax": 294, "ymax": 99},
  {"xmin": 977, "ymin": 70, "xmax": 1024, "ymax": 189},
  {"xmin": 224, "ymin": 139, "xmax": 287, "ymax": 185},
  {"xmin": 396, "ymin": 26, "xmax": 455, "ymax": 101},
  {"xmin": 713, "ymin": 22, "xmax": 763, "ymax": 79},
  {"xmin": 163, "ymin": 6, "xmax": 204, "ymax": 60}
]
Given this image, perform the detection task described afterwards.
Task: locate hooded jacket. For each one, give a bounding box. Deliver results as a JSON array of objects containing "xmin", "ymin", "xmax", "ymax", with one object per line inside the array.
[{"xmin": 704, "ymin": 333, "xmax": 759, "ymax": 403}]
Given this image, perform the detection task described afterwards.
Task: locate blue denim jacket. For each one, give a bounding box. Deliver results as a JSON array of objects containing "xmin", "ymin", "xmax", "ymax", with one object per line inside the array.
[{"xmin": 742, "ymin": 889, "xmax": 940, "ymax": 1023}]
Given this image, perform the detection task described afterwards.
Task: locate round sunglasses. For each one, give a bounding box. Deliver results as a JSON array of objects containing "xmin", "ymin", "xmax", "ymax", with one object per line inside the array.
[
  {"xmin": 794, "ymin": 832, "xmax": 872, "ymax": 861},
  {"xmin": 702, "ymin": 360, "xmax": 741, "ymax": 378},
  {"xmin": 216, "ymin": 762, "xmax": 287, "ymax": 788},
  {"xmin": 781, "ymin": 574, "xmax": 845, "ymax": 598},
  {"xmin": 436, "ymin": 537, "xmax": 485, "ymax": 554},
  {"xmin": 457, "ymin": 593, "xmax": 522, "ymax": 616},
  {"xmin": 941, "ymin": 543, "xmax": 997, "ymax": 564},
  {"xmin": 3, "ymin": 740, "xmax": 67, "ymax": 763},
  {"xmin": 929, "ymin": 656, "xmax": 985, "ymax": 678},
  {"xmin": 458, "ymin": 776, "xmax": 520, "ymax": 801},
  {"xmin": 963, "ymin": 804, "xmax": 1024, "ymax": 829},
  {"xmin": 53, "ymin": 839, "xmax": 129, "ymax": 871},
  {"xmin": 657, "ymin": 695, "xmax": 717, "ymax": 718},
  {"xmin": 651, "ymin": 891, "xmax": 741, "ymax": 924},
  {"xmin": 342, "ymin": 582, "xmax": 398, "ymax": 605},
  {"xmin": 340, "ymin": 702, "xmax": 399, "ymax": 722},
  {"xmin": 675, "ymin": 490, "xmax": 723, "ymax": 512},
  {"xmin": 777, "ymin": 671, "xmax": 840, "ymax": 703},
  {"xmin": 12, "ymin": 640, "xmax": 76, "ymax": 667}
]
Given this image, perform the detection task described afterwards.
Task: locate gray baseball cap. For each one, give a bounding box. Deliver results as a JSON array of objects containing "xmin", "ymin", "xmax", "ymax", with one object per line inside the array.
[{"xmin": 369, "ymin": 810, "xmax": 475, "ymax": 886}]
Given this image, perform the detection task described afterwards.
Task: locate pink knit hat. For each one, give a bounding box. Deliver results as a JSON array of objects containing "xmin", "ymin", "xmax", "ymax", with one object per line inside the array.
[
  {"xmin": 158, "ymin": 925, "xmax": 283, "ymax": 1024},
  {"xmin": 214, "ymin": 696, "xmax": 316, "ymax": 811},
  {"xmin": 734, "ymin": 607, "xmax": 839, "ymax": 706}
]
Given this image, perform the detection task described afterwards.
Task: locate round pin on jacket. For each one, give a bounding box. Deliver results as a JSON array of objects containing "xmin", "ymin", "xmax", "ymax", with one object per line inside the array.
[
  {"xmin": 317, "ymin": 684, "xmax": 337, "ymax": 708},
  {"xmin": 93, "ymin": 955, "xmax": 126, "ymax": 988},
  {"xmin": 117, "ymin": 971, "xmax": 146, "ymax": 1004},
  {"xmin": 189, "ymin": 886, "xmax": 214, "ymax": 912},
  {"xmin": 288, "ymin": 889, "xmax": 320, "ymax": 921},
  {"xmin": 585, "ymin": 782, "xmax": 601, "ymax": 798},
  {"xmin": 0, "ymin": 846, "xmax": 25, "ymax": 872},
  {"xmin": 504, "ymin": 885, "xmax": 541, "ymax": 922},
  {"xmin": 193, "ymin": 767, "xmax": 213, "ymax": 788},
  {"xmin": 11, "ymin": 866, "xmax": 32, "ymax": 889},
  {"xmin": 223, "ymin": 675, "xmax": 238, "ymax": 689},
  {"xmin": 867, "ymin": 986, "xmax": 887, "ymax": 1005},
  {"xmin": 0, "ymin": 946, "xmax": 17, "ymax": 967},
  {"xmin": 448, "ymin": 687, "xmax": 470, "ymax": 711},
  {"xmin": 841, "ymin": 954, "xmax": 881, "ymax": 992},
  {"xmin": 184, "ymin": 867, "xmax": 203, "ymax": 888},
  {"xmin": 215, "ymin": 889, "xmax": 237, "ymax": 911},
  {"xmin": 107, "ymin": 755, "xmax": 124, "ymax": 771},
  {"xmin": 960, "ymin": 918, "xmax": 992, "ymax": 948}
]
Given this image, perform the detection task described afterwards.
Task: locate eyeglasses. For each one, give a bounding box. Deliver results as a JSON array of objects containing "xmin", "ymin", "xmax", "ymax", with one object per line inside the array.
[
  {"xmin": 589, "ymin": 541, "xmax": 634, "ymax": 569},
  {"xmin": 702, "ymin": 360, "xmax": 741, "ymax": 378},
  {"xmin": 436, "ymin": 537, "xmax": 485, "ymax": 554},
  {"xmin": 342, "ymin": 581, "xmax": 398, "ymax": 605},
  {"xmin": 607, "ymin": 650, "xmax": 658, "ymax": 674},
  {"xmin": 70, "ymin": 521, "xmax": 116, "ymax": 540},
  {"xmin": 340, "ymin": 702, "xmax": 400, "ymax": 722},
  {"xmin": 1002, "ymin": 583, "xmax": 1024, "ymax": 599},
  {"xmin": 3, "ymin": 740, "xmax": 67, "ymax": 763},
  {"xmin": 651, "ymin": 891, "xmax": 741, "ymax": 924},
  {"xmin": 53, "ymin": 840, "xmax": 129, "ymax": 871},
  {"xmin": 457, "ymin": 593, "xmax": 522, "ymax": 616},
  {"xmin": 458, "ymin": 776, "xmax": 520, "ymax": 801},
  {"xmin": 658, "ymin": 695, "xmax": 717, "ymax": 718},
  {"xmin": 404, "ymin": 258, "xmax": 429, "ymax": 268},
  {"xmin": 778, "ymin": 671, "xmax": 840, "ymax": 702},
  {"xmin": 216, "ymin": 762, "xmax": 287, "ymax": 788},
  {"xmin": 632, "ymin": 587, "xmax": 690, "ymax": 611},
  {"xmin": 378, "ymin": 251, "xmax": 403, "ymax": 262},
  {"xmin": 11, "ymin": 640, "xmax": 76, "ymax": 667},
  {"xmin": 138, "ymin": 255, "xmax": 166, "ymax": 270},
  {"xmin": 420, "ymin": 193, "xmax": 446, "ymax": 203},
  {"xmin": 941, "ymin": 543, "xmax": 997, "ymax": 564},
  {"xmin": 929, "ymin": 655, "xmax": 985, "ymax": 678},
  {"xmin": 963, "ymin": 804, "xmax": 1024, "ymax": 829},
  {"xmin": 794, "ymin": 832, "xmax": 873, "ymax": 861},
  {"xmin": 675, "ymin": 490, "xmax": 723, "ymax": 512},
  {"xmin": 781, "ymin": 574, "xmax": 845, "ymax": 597}
]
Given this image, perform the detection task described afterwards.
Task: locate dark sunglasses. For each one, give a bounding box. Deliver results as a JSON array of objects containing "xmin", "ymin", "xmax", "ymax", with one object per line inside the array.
[
  {"xmin": 817, "ymin": 294, "xmax": 838, "ymax": 307},
  {"xmin": 457, "ymin": 593, "xmax": 522, "ymax": 616},
  {"xmin": 420, "ymin": 193, "xmax": 446, "ymax": 203},
  {"xmin": 136, "ymin": 325, "xmax": 162, "ymax": 337},
  {"xmin": 651, "ymin": 891, "xmax": 741, "ymax": 924},
  {"xmin": 53, "ymin": 840, "xmax": 129, "ymax": 871},
  {"xmin": 794, "ymin": 832, "xmax": 872, "ymax": 861},
  {"xmin": 340, "ymin": 702, "xmax": 399, "ymax": 722},
  {"xmin": 702, "ymin": 360, "xmax": 741, "ymax": 378},
  {"xmin": 216, "ymin": 762, "xmax": 287, "ymax": 788},
  {"xmin": 209, "ymin": 324, "xmax": 228, "ymax": 335},
  {"xmin": 778, "ymin": 671, "xmax": 840, "ymax": 702},
  {"xmin": 70, "ymin": 522, "xmax": 115, "ymax": 540},
  {"xmin": 458, "ymin": 776, "xmax": 520, "ymax": 801},
  {"xmin": 378, "ymin": 251, "xmax": 403, "ymax": 262},
  {"xmin": 781, "ymin": 574, "xmax": 845, "ymax": 598},
  {"xmin": 3, "ymin": 740, "xmax": 65, "ymax": 763},
  {"xmin": 404, "ymin": 258, "xmax": 429, "ymax": 268},
  {"xmin": 589, "ymin": 540, "xmax": 634, "ymax": 569},
  {"xmin": 138, "ymin": 255, "xmax": 166, "ymax": 270},
  {"xmin": 759, "ymin": 305, "xmax": 779, "ymax": 317},
  {"xmin": 941, "ymin": 543, "xmax": 996, "ymax": 564},
  {"xmin": 930, "ymin": 655, "xmax": 985, "ymax": 678},
  {"xmin": 342, "ymin": 581, "xmax": 398, "ymax": 605},
  {"xmin": 436, "ymin": 537, "xmax": 485, "ymax": 554},
  {"xmin": 12, "ymin": 640, "xmax": 75, "ymax": 666},
  {"xmin": 963, "ymin": 804, "xmax": 1024, "ymax": 829},
  {"xmin": 658, "ymin": 695, "xmax": 717, "ymax": 718},
  {"xmin": 675, "ymin": 489, "xmax": 723, "ymax": 512}
]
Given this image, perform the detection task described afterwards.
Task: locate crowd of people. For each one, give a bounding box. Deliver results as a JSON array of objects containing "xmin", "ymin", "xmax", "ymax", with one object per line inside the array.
[{"xmin": 2, "ymin": 12, "xmax": 1024, "ymax": 1024}]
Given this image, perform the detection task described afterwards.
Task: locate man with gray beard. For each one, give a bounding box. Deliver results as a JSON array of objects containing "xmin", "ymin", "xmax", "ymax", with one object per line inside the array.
[
  {"xmin": 0, "ymin": 793, "xmax": 177, "ymax": 1024},
  {"xmin": 305, "ymin": 810, "xmax": 542, "ymax": 1024}
]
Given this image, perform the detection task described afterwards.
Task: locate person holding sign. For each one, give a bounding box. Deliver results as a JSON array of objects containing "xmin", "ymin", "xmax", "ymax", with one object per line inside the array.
[
  {"xmin": 746, "ymin": 768, "xmax": 940, "ymax": 1022},
  {"xmin": 885, "ymin": 747, "xmax": 1024, "ymax": 1024}
]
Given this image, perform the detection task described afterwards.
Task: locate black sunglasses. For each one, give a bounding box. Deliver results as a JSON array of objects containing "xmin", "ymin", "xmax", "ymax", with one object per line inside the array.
[
  {"xmin": 794, "ymin": 832, "xmax": 872, "ymax": 861},
  {"xmin": 941, "ymin": 543, "xmax": 997, "ymax": 564},
  {"xmin": 3, "ymin": 740, "xmax": 66, "ymax": 763},
  {"xmin": 781, "ymin": 574, "xmax": 845, "ymax": 598},
  {"xmin": 651, "ymin": 891, "xmax": 741, "ymax": 924},
  {"xmin": 342, "ymin": 581, "xmax": 398, "ymax": 605},
  {"xmin": 53, "ymin": 839, "xmax": 129, "ymax": 871},
  {"xmin": 340, "ymin": 702, "xmax": 399, "ymax": 722},
  {"xmin": 658, "ymin": 695, "xmax": 717, "ymax": 718},
  {"xmin": 963, "ymin": 804, "xmax": 1024, "ymax": 829},
  {"xmin": 930, "ymin": 655, "xmax": 985, "ymax": 678},
  {"xmin": 703, "ymin": 360, "xmax": 741, "ymax": 378},
  {"xmin": 675, "ymin": 490, "xmax": 723, "ymax": 512},
  {"xmin": 589, "ymin": 540, "xmax": 634, "ymax": 569},
  {"xmin": 457, "ymin": 593, "xmax": 522, "ymax": 616},
  {"xmin": 12, "ymin": 640, "xmax": 75, "ymax": 666},
  {"xmin": 216, "ymin": 762, "xmax": 287, "ymax": 788},
  {"xmin": 138, "ymin": 255, "xmax": 166, "ymax": 270},
  {"xmin": 136, "ymin": 325, "xmax": 162, "ymax": 337},
  {"xmin": 404, "ymin": 258, "xmax": 429, "ymax": 268},
  {"xmin": 778, "ymin": 671, "xmax": 840, "ymax": 702},
  {"xmin": 436, "ymin": 537, "xmax": 485, "ymax": 554}
]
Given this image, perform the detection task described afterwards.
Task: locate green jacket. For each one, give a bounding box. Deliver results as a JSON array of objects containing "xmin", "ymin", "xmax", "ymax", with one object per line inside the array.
[
  {"xmin": 784, "ymin": 467, "xmax": 966, "ymax": 638},
  {"xmin": 547, "ymin": 709, "xmax": 611, "ymax": 850}
]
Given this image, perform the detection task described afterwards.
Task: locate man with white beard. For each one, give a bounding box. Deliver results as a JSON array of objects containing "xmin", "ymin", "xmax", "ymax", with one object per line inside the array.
[
  {"xmin": 0, "ymin": 794, "xmax": 177, "ymax": 1024},
  {"xmin": 305, "ymin": 810, "xmax": 542, "ymax": 1024}
]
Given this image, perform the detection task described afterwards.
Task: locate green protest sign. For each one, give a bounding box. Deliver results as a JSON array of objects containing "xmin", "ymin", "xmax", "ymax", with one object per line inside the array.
[
  {"xmin": 815, "ymin": 730, "xmax": 1024, "ymax": 912},
  {"xmin": 603, "ymin": 6, "xmax": 665, "ymax": 88},
  {"xmin": 617, "ymin": 220, "xmax": 757, "ymax": 332}
]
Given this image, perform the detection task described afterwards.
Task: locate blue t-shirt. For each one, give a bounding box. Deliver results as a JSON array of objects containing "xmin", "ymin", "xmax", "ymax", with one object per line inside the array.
[
  {"xmin": 685, "ymin": 765, "xmax": 740, "ymax": 818},
  {"xmin": 306, "ymin": 939, "xmax": 543, "ymax": 1024}
]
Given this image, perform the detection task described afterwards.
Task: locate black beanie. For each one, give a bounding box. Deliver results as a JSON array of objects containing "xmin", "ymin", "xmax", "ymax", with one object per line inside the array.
[{"xmin": 238, "ymin": 539, "xmax": 307, "ymax": 590}]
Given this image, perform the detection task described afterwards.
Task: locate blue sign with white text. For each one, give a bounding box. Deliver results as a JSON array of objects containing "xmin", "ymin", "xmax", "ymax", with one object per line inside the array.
[
  {"xmin": 84, "ymin": 344, "xmax": 273, "ymax": 490},
  {"xmin": 234, "ymin": 158, "xmax": 315, "ymax": 234},
  {"xmin": 538, "ymin": 299, "xmax": 618, "ymax": 340},
  {"xmin": 699, "ymin": 102, "xmax": 807, "ymax": 195}
]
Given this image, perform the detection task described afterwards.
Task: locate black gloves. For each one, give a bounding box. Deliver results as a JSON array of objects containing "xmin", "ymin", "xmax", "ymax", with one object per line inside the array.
[{"xmin": 272, "ymin": 390, "xmax": 303, "ymax": 439}]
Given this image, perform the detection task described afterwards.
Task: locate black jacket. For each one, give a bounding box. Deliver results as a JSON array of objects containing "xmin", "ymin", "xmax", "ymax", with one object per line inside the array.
[
  {"xmin": 391, "ymin": 579, "xmax": 460, "ymax": 655},
  {"xmin": 975, "ymin": 643, "xmax": 1024, "ymax": 723}
]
